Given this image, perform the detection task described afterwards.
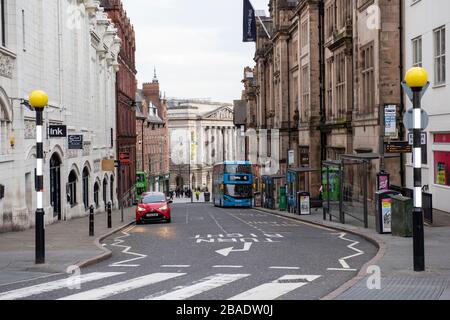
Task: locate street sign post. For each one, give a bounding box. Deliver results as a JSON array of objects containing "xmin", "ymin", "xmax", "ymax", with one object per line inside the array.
[
  {"xmin": 408, "ymin": 132, "xmax": 427, "ymax": 145},
  {"xmin": 403, "ymin": 108, "xmax": 429, "ymax": 131},
  {"xmin": 385, "ymin": 141, "xmax": 412, "ymax": 154}
]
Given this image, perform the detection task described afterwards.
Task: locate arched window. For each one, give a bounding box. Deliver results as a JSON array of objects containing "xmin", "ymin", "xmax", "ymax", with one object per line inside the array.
[
  {"xmin": 102, "ymin": 177, "xmax": 108, "ymax": 206},
  {"xmin": 110, "ymin": 175, "xmax": 114, "ymax": 204},
  {"xmin": 0, "ymin": 99, "xmax": 11, "ymax": 155},
  {"xmin": 67, "ymin": 170, "xmax": 78, "ymax": 207},
  {"xmin": 82, "ymin": 167, "xmax": 90, "ymax": 210},
  {"xmin": 94, "ymin": 182, "xmax": 100, "ymax": 209}
]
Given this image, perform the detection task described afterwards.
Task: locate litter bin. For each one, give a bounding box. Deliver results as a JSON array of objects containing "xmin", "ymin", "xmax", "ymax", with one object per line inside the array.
[
  {"xmin": 278, "ymin": 186, "xmax": 287, "ymax": 211},
  {"xmin": 375, "ymin": 190, "xmax": 401, "ymax": 234},
  {"xmin": 204, "ymin": 192, "xmax": 211, "ymax": 203},
  {"xmin": 391, "ymin": 194, "xmax": 413, "ymax": 237},
  {"xmin": 297, "ymin": 192, "xmax": 311, "ymax": 215}
]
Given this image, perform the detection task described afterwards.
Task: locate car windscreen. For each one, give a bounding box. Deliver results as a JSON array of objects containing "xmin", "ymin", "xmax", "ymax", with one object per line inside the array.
[{"xmin": 142, "ymin": 195, "xmax": 166, "ymax": 204}]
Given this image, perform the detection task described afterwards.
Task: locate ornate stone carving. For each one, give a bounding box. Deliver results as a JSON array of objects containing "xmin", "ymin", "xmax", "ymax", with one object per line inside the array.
[
  {"xmin": 0, "ymin": 52, "xmax": 14, "ymax": 79},
  {"xmin": 24, "ymin": 120, "xmax": 36, "ymax": 139}
]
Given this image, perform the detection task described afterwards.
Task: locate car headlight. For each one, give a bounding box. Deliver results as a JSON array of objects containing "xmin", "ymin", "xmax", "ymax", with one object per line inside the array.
[
  {"xmin": 137, "ymin": 207, "xmax": 146, "ymax": 212},
  {"xmin": 159, "ymin": 205, "xmax": 168, "ymax": 211}
]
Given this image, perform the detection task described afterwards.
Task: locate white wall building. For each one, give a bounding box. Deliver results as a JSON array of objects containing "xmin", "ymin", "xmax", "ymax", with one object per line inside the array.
[
  {"xmin": 0, "ymin": 0, "xmax": 121, "ymax": 232},
  {"xmin": 168, "ymin": 99, "xmax": 238, "ymax": 192},
  {"xmin": 404, "ymin": 0, "xmax": 450, "ymax": 213}
]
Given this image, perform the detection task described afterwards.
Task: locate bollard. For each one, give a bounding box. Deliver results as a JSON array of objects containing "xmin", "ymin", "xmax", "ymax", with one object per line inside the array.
[
  {"xmin": 107, "ymin": 201, "xmax": 112, "ymax": 229},
  {"xmin": 89, "ymin": 205, "xmax": 94, "ymax": 237}
]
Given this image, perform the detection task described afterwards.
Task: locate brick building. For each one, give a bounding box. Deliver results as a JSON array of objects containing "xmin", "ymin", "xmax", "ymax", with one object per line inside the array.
[
  {"xmin": 101, "ymin": 0, "xmax": 137, "ymax": 203},
  {"xmin": 242, "ymin": 0, "xmax": 403, "ymax": 209},
  {"xmin": 136, "ymin": 73, "xmax": 170, "ymax": 194}
]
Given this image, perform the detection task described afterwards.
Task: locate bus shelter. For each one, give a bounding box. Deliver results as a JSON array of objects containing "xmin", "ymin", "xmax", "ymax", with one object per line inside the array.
[
  {"xmin": 286, "ymin": 167, "xmax": 320, "ymax": 213},
  {"xmin": 261, "ymin": 174, "xmax": 286, "ymax": 210}
]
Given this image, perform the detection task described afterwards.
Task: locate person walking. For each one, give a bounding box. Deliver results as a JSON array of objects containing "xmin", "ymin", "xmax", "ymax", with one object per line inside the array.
[{"xmin": 195, "ymin": 189, "xmax": 201, "ymax": 202}]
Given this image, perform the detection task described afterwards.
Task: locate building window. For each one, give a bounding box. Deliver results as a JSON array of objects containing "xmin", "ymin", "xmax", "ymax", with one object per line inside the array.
[
  {"xmin": 300, "ymin": 20, "xmax": 308, "ymax": 51},
  {"xmin": 335, "ymin": 52, "xmax": 346, "ymax": 118},
  {"xmin": 326, "ymin": 58, "xmax": 334, "ymax": 119},
  {"xmin": 434, "ymin": 26, "xmax": 446, "ymax": 85},
  {"xmin": 301, "ymin": 64, "xmax": 310, "ymax": 120},
  {"xmin": 337, "ymin": 0, "xmax": 351, "ymax": 30},
  {"xmin": 94, "ymin": 182, "xmax": 99, "ymax": 208},
  {"xmin": 412, "ymin": 36, "xmax": 422, "ymax": 67},
  {"xmin": 67, "ymin": 171, "xmax": 77, "ymax": 207},
  {"xmin": 325, "ymin": 3, "xmax": 334, "ymax": 39},
  {"xmin": 435, "ymin": 151, "xmax": 450, "ymax": 186},
  {"xmin": 360, "ymin": 43, "xmax": 375, "ymax": 114},
  {"xmin": 0, "ymin": 103, "xmax": 11, "ymax": 155},
  {"xmin": 1, "ymin": 0, "xmax": 6, "ymax": 47},
  {"xmin": 82, "ymin": 167, "xmax": 90, "ymax": 210}
]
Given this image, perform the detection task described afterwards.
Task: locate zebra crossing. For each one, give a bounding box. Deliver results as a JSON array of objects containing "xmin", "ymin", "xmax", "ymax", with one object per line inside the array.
[{"xmin": 0, "ymin": 271, "xmax": 322, "ymax": 301}]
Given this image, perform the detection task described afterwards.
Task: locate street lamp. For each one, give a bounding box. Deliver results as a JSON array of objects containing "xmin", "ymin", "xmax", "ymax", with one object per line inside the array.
[
  {"xmin": 404, "ymin": 66, "xmax": 428, "ymax": 272},
  {"xmin": 29, "ymin": 90, "xmax": 49, "ymax": 264}
]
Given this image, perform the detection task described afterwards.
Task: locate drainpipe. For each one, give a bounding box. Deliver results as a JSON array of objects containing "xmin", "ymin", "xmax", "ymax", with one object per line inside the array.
[{"xmin": 318, "ymin": 0, "xmax": 326, "ymax": 163}]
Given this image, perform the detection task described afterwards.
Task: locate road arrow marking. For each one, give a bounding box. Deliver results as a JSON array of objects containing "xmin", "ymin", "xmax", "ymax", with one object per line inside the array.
[{"xmin": 216, "ymin": 242, "xmax": 252, "ymax": 257}]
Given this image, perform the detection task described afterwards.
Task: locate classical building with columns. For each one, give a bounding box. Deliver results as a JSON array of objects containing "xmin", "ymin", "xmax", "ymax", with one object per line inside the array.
[
  {"xmin": 0, "ymin": 0, "xmax": 121, "ymax": 232},
  {"xmin": 167, "ymin": 99, "xmax": 237, "ymax": 192}
]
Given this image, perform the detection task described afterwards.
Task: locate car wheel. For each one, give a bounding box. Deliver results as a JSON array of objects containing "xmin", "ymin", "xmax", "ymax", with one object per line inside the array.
[{"xmin": 167, "ymin": 218, "xmax": 171, "ymax": 223}]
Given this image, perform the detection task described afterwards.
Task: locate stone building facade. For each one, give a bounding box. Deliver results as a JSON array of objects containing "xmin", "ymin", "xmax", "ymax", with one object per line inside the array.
[
  {"xmin": 242, "ymin": 0, "xmax": 403, "ymax": 205},
  {"xmin": 404, "ymin": 0, "xmax": 450, "ymax": 213},
  {"xmin": 168, "ymin": 99, "xmax": 237, "ymax": 192},
  {"xmin": 0, "ymin": 0, "xmax": 120, "ymax": 232},
  {"xmin": 135, "ymin": 75, "xmax": 170, "ymax": 194},
  {"xmin": 101, "ymin": 0, "xmax": 137, "ymax": 203}
]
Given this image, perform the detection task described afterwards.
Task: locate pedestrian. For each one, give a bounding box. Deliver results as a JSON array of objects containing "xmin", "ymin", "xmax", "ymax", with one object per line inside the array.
[{"xmin": 195, "ymin": 189, "xmax": 201, "ymax": 201}]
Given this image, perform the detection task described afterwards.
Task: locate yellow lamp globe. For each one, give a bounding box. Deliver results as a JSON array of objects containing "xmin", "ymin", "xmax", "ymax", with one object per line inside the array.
[
  {"xmin": 29, "ymin": 90, "xmax": 49, "ymax": 109},
  {"xmin": 405, "ymin": 67, "xmax": 428, "ymax": 88}
]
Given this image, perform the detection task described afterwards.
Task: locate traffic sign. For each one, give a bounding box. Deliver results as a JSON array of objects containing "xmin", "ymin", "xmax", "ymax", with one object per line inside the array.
[
  {"xmin": 119, "ymin": 152, "xmax": 131, "ymax": 165},
  {"xmin": 401, "ymin": 81, "xmax": 430, "ymax": 103},
  {"xmin": 385, "ymin": 141, "xmax": 412, "ymax": 154},
  {"xmin": 403, "ymin": 108, "xmax": 429, "ymax": 131},
  {"xmin": 408, "ymin": 132, "xmax": 427, "ymax": 146}
]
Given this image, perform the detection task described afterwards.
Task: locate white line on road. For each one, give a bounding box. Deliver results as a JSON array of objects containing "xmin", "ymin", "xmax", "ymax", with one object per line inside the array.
[
  {"xmin": 329, "ymin": 233, "xmax": 365, "ymax": 270},
  {"xmin": 143, "ymin": 274, "xmax": 250, "ymax": 300},
  {"xmin": 108, "ymin": 225, "xmax": 148, "ymax": 268},
  {"xmin": 269, "ymin": 267, "xmax": 300, "ymax": 270},
  {"xmin": 58, "ymin": 273, "xmax": 186, "ymax": 300},
  {"xmin": 228, "ymin": 275, "xmax": 321, "ymax": 300},
  {"xmin": 161, "ymin": 265, "xmax": 191, "ymax": 268},
  {"xmin": 327, "ymin": 268, "xmax": 358, "ymax": 271},
  {"xmin": 212, "ymin": 265, "xmax": 244, "ymax": 268},
  {"xmin": 0, "ymin": 272, "xmax": 124, "ymax": 300}
]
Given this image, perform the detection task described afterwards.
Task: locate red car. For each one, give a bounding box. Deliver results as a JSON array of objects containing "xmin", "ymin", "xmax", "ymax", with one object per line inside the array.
[{"xmin": 136, "ymin": 192, "xmax": 172, "ymax": 224}]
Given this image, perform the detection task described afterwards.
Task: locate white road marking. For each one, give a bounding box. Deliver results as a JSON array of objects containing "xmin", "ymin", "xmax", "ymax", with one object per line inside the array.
[
  {"xmin": 108, "ymin": 225, "xmax": 147, "ymax": 268},
  {"xmin": 269, "ymin": 267, "xmax": 300, "ymax": 270},
  {"xmin": 212, "ymin": 265, "xmax": 243, "ymax": 269},
  {"xmin": 327, "ymin": 233, "xmax": 365, "ymax": 271},
  {"xmin": 59, "ymin": 273, "xmax": 185, "ymax": 300},
  {"xmin": 161, "ymin": 265, "xmax": 191, "ymax": 268},
  {"xmin": 216, "ymin": 242, "xmax": 252, "ymax": 257},
  {"xmin": 228, "ymin": 275, "xmax": 321, "ymax": 300},
  {"xmin": 327, "ymin": 268, "xmax": 357, "ymax": 271},
  {"xmin": 0, "ymin": 272, "xmax": 124, "ymax": 300},
  {"xmin": 143, "ymin": 274, "xmax": 250, "ymax": 300}
]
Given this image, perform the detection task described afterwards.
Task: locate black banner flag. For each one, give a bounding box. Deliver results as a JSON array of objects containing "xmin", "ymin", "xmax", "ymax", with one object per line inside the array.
[{"xmin": 243, "ymin": 0, "xmax": 256, "ymax": 42}]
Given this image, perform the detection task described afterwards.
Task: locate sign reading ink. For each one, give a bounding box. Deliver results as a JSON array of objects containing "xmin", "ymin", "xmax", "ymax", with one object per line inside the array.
[
  {"xmin": 48, "ymin": 125, "xmax": 67, "ymax": 138},
  {"xmin": 68, "ymin": 135, "xmax": 83, "ymax": 150}
]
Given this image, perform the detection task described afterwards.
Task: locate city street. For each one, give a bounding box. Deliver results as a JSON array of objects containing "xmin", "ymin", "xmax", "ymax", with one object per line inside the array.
[{"xmin": 0, "ymin": 203, "xmax": 376, "ymax": 300}]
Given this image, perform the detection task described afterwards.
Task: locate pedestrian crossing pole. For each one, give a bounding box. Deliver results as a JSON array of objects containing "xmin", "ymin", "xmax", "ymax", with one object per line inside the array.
[
  {"xmin": 29, "ymin": 90, "xmax": 49, "ymax": 265},
  {"xmin": 404, "ymin": 67, "xmax": 428, "ymax": 272}
]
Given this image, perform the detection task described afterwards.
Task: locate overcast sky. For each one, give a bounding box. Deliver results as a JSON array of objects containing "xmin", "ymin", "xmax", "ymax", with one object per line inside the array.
[{"xmin": 123, "ymin": 0, "xmax": 269, "ymax": 103}]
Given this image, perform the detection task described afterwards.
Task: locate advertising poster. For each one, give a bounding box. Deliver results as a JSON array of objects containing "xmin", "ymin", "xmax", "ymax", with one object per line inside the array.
[
  {"xmin": 300, "ymin": 195, "xmax": 310, "ymax": 215},
  {"xmin": 381, "ymin": 198, "xmax": 392, "ymax": 233},
  {"xmin": 384, "ymin": 105, "xmax": 397, "ymax": 138}
]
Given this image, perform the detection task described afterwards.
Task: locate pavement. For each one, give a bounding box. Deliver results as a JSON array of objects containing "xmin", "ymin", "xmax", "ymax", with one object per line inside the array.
[
  {"xmin": 255, "ymin": 206, "xmax": 450, "ymax": 300},
  {"xmin": 0, "ymin": 206, "xmax": 136, "ymax": 286}
]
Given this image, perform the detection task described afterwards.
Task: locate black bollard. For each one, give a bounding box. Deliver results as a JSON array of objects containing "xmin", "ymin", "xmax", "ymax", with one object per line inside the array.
[
  {"xmin": 107, "ymin": 202, "xmax": 112, "ymax": 229},
  {"xmin": 89, "ymin": 205, "xmax": 94, "ymax": 237}
]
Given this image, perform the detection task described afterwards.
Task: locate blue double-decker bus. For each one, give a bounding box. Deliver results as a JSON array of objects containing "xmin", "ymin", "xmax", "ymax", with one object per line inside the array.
[{"xmin": 212, "ymin": 161, "xmax": 253, "ymax": 208}]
